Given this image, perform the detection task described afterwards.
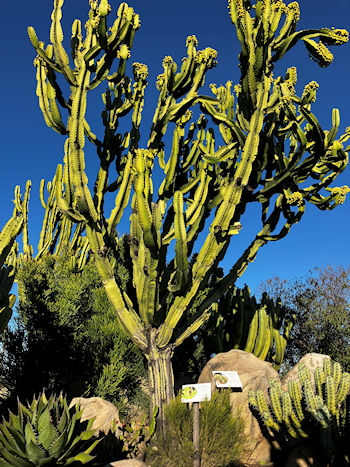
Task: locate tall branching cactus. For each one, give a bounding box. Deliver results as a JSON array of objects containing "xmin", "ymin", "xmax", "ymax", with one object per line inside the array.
[
  {"xmin": 205, "ymin": 285, "xmax": 295, "ymax": 369},
  {"xmin": 28, "ymin": 0, "xmax": 350, "ymax": 425},
  {"xmin": 0, "ymin": 183, "xmax": 30, "ymax": 332},
  {"xmin": 249, "ymin": 359, "xmax": 350, "ymax": 464}
]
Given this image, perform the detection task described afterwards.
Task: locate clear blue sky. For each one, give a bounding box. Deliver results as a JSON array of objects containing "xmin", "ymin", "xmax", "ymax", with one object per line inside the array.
[{"xmin": 0, "ymin": 0, "xmax": 349, "ymax": 293}]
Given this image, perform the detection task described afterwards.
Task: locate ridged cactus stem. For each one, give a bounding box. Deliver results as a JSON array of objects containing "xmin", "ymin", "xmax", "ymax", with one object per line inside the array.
[
  {"xmin": 87, "ymin": 225, "xmax": 148, "ymax": 351},
  {"xmin": 146, "ymin": 329, "xmax": 174, "ymax": 431}
]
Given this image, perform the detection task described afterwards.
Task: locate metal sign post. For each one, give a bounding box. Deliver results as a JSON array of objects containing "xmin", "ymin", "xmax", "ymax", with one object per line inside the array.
[
  {"xmin": 181, "ymin": 383, "xmax": 212, "ymax": 467},
  {"xmin": 193, "ymin": 402, "xmax": 200, "ymax": 467}
]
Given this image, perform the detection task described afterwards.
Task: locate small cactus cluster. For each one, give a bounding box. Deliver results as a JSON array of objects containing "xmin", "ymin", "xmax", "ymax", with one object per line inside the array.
[
  {"xmin": 248, "ymin": 358, "xmax": 350, "ymax": 464},
  {"xmin": 0, "ymin": 393, "xmax": 100, "ymax": 466},
  {"xmin": 210, "ymin": 286, "xmax": 295, "ymax": 369}
]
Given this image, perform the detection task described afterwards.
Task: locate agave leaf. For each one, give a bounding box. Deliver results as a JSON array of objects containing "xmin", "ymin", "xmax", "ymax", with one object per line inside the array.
[
  {"xmin": 36, "ymin": 396, "xmax": 48, "ymax": 418},
  {"xmin": 38, "ymin": 409, "xmax": 51, "ymax": 433},
  {"xmin": 0, "ymin": 447, "xmax": 32, "ymax": 467},
  {"xmin": 0, "ymin": 423, "xmax": 26, "ymax": 455},
  {"xmin": 82, "ymin": 438, "xmax": 100, "ymax": 454},
  {"xmin": 29, "ymin": 397, "xmax": 38, "ymax": 414},
  {"xmin": 26, "ymin": 440, "xmax": 46, "ymax": 463},
  {"xmin": 0, "ymin": 453, "xmax": 14, "ymax": 467},
  {"xmin": 79, "ymin": 428, "xmax": 96, "ymax": 441},
  {"xmin": 67, "ymin": 410, "xmax": 82, "ymax": 442},
  {"xmin": 8, "ymin": 413, "xmax": 21, "ymax": 433},
  {"xmin": 24, "ymin": 422, "xmax": 37, "ymax": 445},
  {"xmin": 57, "ymin": 409, "xmax": 68, "ymax": 434},
  {"xmin": 47, "ymin": 431, "xmax": 67, "ymax": 458},
  {"xmin": 38, "ymin": 457, "xmax": 55, "ymax": 466},
  {"xmin": 68, "ymin": 451, "xmax": 96, "ymax": 463},
  {"xmin": 37, "ymin": 423, "xmax": 58, "ymax": 451}
]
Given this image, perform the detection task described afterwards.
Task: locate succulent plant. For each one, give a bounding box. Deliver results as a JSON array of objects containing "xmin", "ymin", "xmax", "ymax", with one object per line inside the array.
[
  {"xmin": 0, "ymin": 393, "xmax": 100, "ymax": 466},
  {"xmin": 205, "ymin": 285, "xmax": 295, "ymax": 369},
  {"xmin": 248, "ymin": 359, "xmax": 350, "ymax": 464}
]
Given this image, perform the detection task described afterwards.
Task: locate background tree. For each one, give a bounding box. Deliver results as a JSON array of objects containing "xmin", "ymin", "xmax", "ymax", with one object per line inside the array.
[
  {"xmin": 258, "ymin": 265, "xmax": 350, "ymax": 371},
  {"xmin": 27, "ymin": 0, "xmax": 350, "ymax": 425}
]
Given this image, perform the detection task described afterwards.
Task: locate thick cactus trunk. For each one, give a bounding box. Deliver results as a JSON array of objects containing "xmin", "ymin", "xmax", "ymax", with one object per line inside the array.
[{"xmin": 146, "ymin": 332, "xmax": 174, "ymax": 431}]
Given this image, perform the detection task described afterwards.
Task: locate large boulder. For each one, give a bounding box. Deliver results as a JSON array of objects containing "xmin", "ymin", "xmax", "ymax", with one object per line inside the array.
[
  {"xmin": 281, "ymin": 353, "xmax": 331, "ymax": 390},
  {"xmin": 69, "ymin": 396, "xmax": 122, "ymax": 436},
  {"xmin": 198, "ymin": 349, "xmax": 280, "ymax": 465}
]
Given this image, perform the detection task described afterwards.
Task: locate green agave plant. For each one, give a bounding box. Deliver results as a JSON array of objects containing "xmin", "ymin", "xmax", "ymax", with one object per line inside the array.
[{"xmin": 0, "ymin": 393, "xmax": 100, "ymax": 466}]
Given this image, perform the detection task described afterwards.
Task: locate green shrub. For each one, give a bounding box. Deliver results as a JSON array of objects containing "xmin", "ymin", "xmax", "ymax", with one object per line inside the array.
[
  {"xmin": 146, "ymin": 390, "xmax": 247, "ymax": 467},
  {"xmin": 0, "ymin": 251, "xmax": 147, "ymax": 416}
]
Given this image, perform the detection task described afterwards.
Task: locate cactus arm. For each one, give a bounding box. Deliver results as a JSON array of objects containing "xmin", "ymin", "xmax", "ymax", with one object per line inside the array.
[
  {"xmin": 66, "ymin": 25, "xmax": 99, "ymax": 223},
  {"xmin": 244, "ymin": 309, "xmax": 259, "ymax": 353},
  {"xmin": 173, "ymin": 36, "xmax": 197, "ymax": 95},
  {"xmin": 326, "ymin": 376, "xmax": 337, "ymax": 416},
  {"xmin": 50, "ymin": 0, "xmax": 77, "ymax": 85},
  {"xmin": 168, "ymin": 191, "xmax": 189, "ymax": 293},
  {"xmin": 28, "ymin": 27, "xmax": 62, "ymax": 73},
  {"xmin": 158, "ymin": 123, "xmax": 181, "ymax": 198},
  {"xmin": 34, "ymin": 54, "xmax": 65, "ymax": 135},
  {"xmin": 258, "ymin": 326, "xmax": 271, "ymax": 361},
  {"xmin": 37, "ymin": 169, "xmax": 60, "ymax": 255},
  {"xmin": 21, "ymin": 181, "xmax": 33, "ymax": 260},
  {"xmin": 107, "ymin": 152, "xmax": 134, "ymax": 236},
  {"xmin": 173, "ymin": 308, "xmax": 212, "ymax": 348},
  {"xmin": 133, "ymin": 150, "xmax": 156, "ymax": 251},
  {"xmin": 253, "ymin": 307, "xmax": 269, "ymax": 357},
  {"xmin": 86, "ymin": 225, "xmax": 147, "ymax": 350}
]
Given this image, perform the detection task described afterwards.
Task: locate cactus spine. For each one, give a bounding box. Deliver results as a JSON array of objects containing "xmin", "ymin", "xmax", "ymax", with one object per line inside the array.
[{"xmin": 28, "ymin": 0, "xmax": 349, "ymax": 426}]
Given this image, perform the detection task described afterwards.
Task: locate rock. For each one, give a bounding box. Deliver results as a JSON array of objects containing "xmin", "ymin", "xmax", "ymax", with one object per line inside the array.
[
  {"xmin": 198, "ymin": 349, "xmax": 280, "ymax": 465},
  {"xmin": 69, "ymin": 397, "xmax": 122, "ymax": 436},
  {"xmin": 281, "ymin": 353, "xmax": 331, "ymax": 390},
  {"xmin": 106, "ymin": 460, "xmax": 148, "ymax": 467}
]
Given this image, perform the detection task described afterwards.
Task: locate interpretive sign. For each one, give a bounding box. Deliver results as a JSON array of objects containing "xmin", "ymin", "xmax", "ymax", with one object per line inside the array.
[
  {"xmin": 212, "ymin": 371, "xmax": 243, "ymax": 389},
  {"xmin": 181, "ymin": 383, "xmax": 212, "ymax": 403}
]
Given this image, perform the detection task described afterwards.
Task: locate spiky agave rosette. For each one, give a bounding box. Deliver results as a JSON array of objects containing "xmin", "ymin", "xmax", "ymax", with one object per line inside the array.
[{"xmin": 0, "ymin": 392, "xmax": 100, "ymax": 466}]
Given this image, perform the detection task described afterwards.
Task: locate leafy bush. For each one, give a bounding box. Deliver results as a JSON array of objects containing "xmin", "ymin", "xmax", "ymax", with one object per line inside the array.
[
  {"xmin": 147, "ymin": 390, "xmax": 247, "ymax": 467},
  {"xmin": 0, "ymin": 251, "xmax": 147, "ymax": 416}
]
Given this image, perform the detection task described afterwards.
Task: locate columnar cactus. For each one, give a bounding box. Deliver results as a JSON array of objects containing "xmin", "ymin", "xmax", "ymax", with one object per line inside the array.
[
  {"xmin": 248, "ymin": 359, "xmax": 350, "ymax": 464},
  {"xmin": 0, "ymin": 183, "xmax": 31, "ymax": 333},
  {"xmin": 28, "ymin": 0, "xmax": 349, "ymax": 426},
  {"xmin": 206, "ymin": 286, "xmax": 295, "ymax": 369}
]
